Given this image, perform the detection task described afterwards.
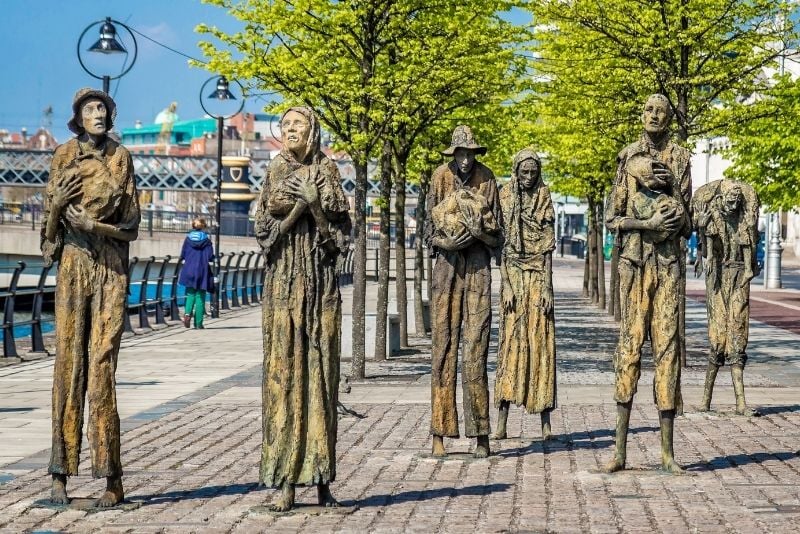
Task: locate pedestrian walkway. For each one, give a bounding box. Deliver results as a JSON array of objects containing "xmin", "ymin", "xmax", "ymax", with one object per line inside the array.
[{"xmin": 0, "ymin": 259, "xmax": 799, "ymax": 532}]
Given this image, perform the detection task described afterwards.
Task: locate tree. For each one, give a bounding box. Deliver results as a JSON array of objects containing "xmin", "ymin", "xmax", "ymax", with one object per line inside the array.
[
  {"xmin": 525, "ymin": 0, "xmax": 798, "ymax": 321},
  {"xmin": 198, "ymin": 0, "xmax": 434, "ymax": 379},
  {"xmin": 725, "ymin": 75, "xmax": 800, "ymax": 210}
]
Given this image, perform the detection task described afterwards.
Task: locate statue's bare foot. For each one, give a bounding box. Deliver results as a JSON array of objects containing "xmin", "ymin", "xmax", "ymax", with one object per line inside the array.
[
  {"xmin": 317, "ymin": 484, "xmax": 339, "ymax": 508},
  {"xmin": 269, "ymin": 482, "xmax": 295, "ymax": 512},
  {"xmin": 661, "ymin": 457, "xmax": 685, "ymax": 475},
  {"xmin": 96, "ymin": 477, "xmax": 124, "ymax": 508},
  {"xmin": 542, "ymin": 423, "xmax": 553, "ymax": 441},
  {"xmin": 491, "ymin": 430, "xmax": 507, "ymax": 440},
  {"xmin": 432, "ymin": 435, "xmax": 446, "ymax": 457},
  {"xmin": 698, "ymin": 404, "xmax": 712, "ymax": 413},
  {"xmin": 602, "ymin": 456, "xmax": 625, "ymax": 473},
  {"xmin": 474, "ymin": 436, "xmax": 490, "ymax": 458},
  {"xmin": 735, "ymin": 405, "xmax": 760, "ymax": 417},
  {"xmin": 51, "ymin": 474, "xmax": 68, "ymax": 505}
]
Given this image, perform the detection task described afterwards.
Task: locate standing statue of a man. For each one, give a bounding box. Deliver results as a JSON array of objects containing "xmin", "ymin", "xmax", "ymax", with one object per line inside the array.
[
  {"xmin": 604, "ymin": 94, "xmax": 691, "ymax": 474},
  {"xmin": 41, "ymin": 88, "xmax": 140, "ymax": 506},
  {"xmin": 692, "ymin": 179, "xmax": 760, "ymax": 416},
  {"xmin": 424, "ymin": 125, "xmax": 503, "ymax": 458}
]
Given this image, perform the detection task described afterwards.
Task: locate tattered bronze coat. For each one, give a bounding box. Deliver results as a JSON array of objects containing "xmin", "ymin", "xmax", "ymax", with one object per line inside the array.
[
  {"xmin": 606, "ymin": 135, "xmax": 691, "ymax": 412},
  {"xmin": 495, "ymin": 180, "xmax": 556, "ymax": 413},
  {"xmin": 41, "ymin": 137, "xmax": 140, "ymax": 478},
  {"xmin": 692, "ymin": 180, "xmax": 759, "ymax": 367},
  {"xmin": 254, "ymin": 149, "xmax": 351, "ymax": 487},
  {"xmin": 425, "ymin": 160, "xmax": 502, "ymax": 438}
]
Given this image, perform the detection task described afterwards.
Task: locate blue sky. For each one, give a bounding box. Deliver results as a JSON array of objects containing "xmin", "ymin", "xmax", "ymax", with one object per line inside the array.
[{"xmin": 0, "ymin": 1, "xmax": 529, "ymax": 143}]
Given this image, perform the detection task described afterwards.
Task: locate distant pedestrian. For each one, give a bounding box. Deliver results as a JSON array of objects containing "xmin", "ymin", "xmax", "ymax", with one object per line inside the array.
[{"xmin": 179, "ymin": 218, "xmax": 214, "ymax": 329}]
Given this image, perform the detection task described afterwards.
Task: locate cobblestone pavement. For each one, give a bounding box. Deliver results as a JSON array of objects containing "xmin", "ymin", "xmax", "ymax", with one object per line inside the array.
[{"xmin": 0, "ymin": 259, "xmax": 799, "ymax": 533}]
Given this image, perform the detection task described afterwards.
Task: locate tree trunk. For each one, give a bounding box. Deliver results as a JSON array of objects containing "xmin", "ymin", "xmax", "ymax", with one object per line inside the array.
[
  {"xmin": 414, "ymin": 170, "xmax": 429, "ymax": 337},
  {"xmin": 586, "ymin": 199, "xmax": 597, "ymax": 302},
  {"xmin": 350, "ymin": 158, "xmax": 368, "ymax": 379},
  {"xmin": 596, "ymin": 200, "xmax": 606, "ymax": 310},
  {"xmin": 394, "ymin": 160, "xmax": 409, "ymax": 347},
  {"xmin": 374, "ymin": 140, "xmax": 393, "ymax": 361}
]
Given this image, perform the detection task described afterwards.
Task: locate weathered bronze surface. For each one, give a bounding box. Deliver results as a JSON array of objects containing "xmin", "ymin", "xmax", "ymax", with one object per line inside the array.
[
  {"xmin": 424, "ymin": 125, "xmax": 503, "ymax": 458},
  {"xmin": 41, "ymin": 88, "xmax": 140, "ymax": 507},
  {"xmin": 254, "ymin": 107, "xmax": 352, "ymax": 511},
  {"xmin": 604, "ymin": 94, "xmax": 691, "ymax": 474},
  {"xmin": 692, "ymin": 179, "xmax": 760, "ymax": 416},
  {"xmin": 493, "ymin": 148, "xmax": 556, "ymax": 441}
]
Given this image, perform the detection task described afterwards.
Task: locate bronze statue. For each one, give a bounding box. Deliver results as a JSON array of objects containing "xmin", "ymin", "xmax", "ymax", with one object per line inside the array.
[
  {"xmin": 424, "ymin": 125, "xmax": 503, "ymax": 458},
  {"xmin": 493, "ymin": 148, "xmax": 556, "ymax": 441},
  {"xmin": 41, "ymin": 88, "xmax": 140, "ymax": 506},
  {"xmin": 604, "ymin": 94, "xmax": 691, "ymax": 474},
  {"xmin": 254, "ymin": 107, "xmax": 352, "ymax": 511},
  {"xmin": 692, "ymin": 179, "xmax": 760, "ymax": 416}
]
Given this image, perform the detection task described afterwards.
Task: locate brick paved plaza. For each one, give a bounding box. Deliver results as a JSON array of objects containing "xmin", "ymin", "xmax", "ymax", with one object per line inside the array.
[{"xmin": 1, "ymin": 258, "xmax": 799, "ymax": 533}]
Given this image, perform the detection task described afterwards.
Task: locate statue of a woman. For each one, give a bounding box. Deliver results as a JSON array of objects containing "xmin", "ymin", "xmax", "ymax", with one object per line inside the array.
[
  {"xmin": 254, "ymin": 107, "xmax": 351, "ymax": 511},
  {"xmin": 41, "ymin": 88, "xmax": 140, "ymax": 507},
  {"xmin": 493, "ymin": 148, "xmax": 557, "ymax": 440}
]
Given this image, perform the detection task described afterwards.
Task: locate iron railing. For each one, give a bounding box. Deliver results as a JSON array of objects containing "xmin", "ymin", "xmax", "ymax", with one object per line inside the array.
[
  {"xmin": 1, "ymin": 246, "xmax": 356, "ymax": 359},
  {"xmin": 0, "ymin": 148, "xmax": 420, "ymax": 195}
]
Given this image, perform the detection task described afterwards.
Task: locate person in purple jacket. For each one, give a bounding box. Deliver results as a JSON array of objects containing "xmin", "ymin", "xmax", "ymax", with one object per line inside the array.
[{"xmin": 179, "ymin": 217, "xmax": 214, "ymax": 329}]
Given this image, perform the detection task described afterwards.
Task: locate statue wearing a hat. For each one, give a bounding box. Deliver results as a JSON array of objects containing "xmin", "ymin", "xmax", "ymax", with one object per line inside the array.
[
  {"xmin": 424, "ymin": 125, "xmax": 503, "ymax": 458},
  {"xmin": 41, "ymin": 88, "xmax": 140, "ymax": 507}
]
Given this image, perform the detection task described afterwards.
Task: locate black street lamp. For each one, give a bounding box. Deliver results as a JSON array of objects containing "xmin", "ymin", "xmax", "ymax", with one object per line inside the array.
[
  {"xmin": 77, "ymin": 17, "xmax": 138, "ymax": 94},
  {"xmin": 199, "ymin": 75, "xmax": 245, "ymax": 319}
]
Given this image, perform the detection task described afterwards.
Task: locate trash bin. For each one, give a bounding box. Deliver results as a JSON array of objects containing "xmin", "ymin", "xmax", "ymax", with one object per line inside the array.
[{"xmin": 571, "ymin": 236, "xmax": 586, "ymax": 259}]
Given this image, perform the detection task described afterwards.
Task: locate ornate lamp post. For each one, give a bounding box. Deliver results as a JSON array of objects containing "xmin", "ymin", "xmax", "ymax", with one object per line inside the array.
[
  {"xmin": 77, "ymin": 17, "xmax": 138, "ymax": 94},
  {"xmin": 199, "ymin": 75, "xmax": 245, "ymax": 318}
]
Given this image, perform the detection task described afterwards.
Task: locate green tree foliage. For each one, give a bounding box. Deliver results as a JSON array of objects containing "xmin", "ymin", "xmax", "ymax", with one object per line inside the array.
[
  {"xmin": 525, "ymin": 0, "xmax": 797, "ymax": 203},
  {"xmin": 197, "ymin": 0, "xmax": 528, "ymax": 377},
  {"xmin": 725, "ymin": 75, "xmax": 800, "ymax": 210}
]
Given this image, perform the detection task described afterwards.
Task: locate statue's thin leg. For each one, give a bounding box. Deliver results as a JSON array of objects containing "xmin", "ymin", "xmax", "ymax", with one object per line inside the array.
[
  {"xmin": 317, "ymin": 483, "xmax": 339, "ymax": 508},
  {"xmin": 270, "ymin": 481, "xmax": 295, "ymax": 512},
  {"xmin": 431, "ymin": 435, "xmax": 446, "ymax": 457},
  {"xmin": 699, "ymin": 362, "xmax": 720, "ymax": 412},
  {"xmin": 96, "ymin": 475, "xmax": 124, "ymax": 508},
  {"xmin": 51, "ymin": 473, "xmax": 68, "ymax": 505},
  {"xmin": 603, "ymin": 400, "xmax": 631, "ymax": 473},
  {"xmin": 474, "ymin": 435, "xmax": 490, "ymax": 458},
  {"xmin": 541, "ymin": 409, "xmax": 552, "ymax": 441},
  {"xmin": 659, "ymin": 410, "xmax": 684, "ymax": 474},
  {"xmin": 731, "ymin": 364, "xmax": 758, "ymax": 416},
  {"xmin": 492, "ymin": 401, "xmax": 510, "ymax": 440}
]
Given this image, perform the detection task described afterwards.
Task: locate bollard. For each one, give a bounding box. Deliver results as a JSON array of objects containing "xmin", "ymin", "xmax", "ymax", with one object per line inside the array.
[
  {"xmin": 766, "ymin": 212, "xmax": 783, "ymax": 289},
  {"xmin": 388, "ymin": 313, "xmax": 401, "ymax": 356}
]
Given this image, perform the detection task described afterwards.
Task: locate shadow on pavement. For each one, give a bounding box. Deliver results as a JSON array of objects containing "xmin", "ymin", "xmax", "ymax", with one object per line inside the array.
[
  {"xmin": 685, "ymin": 451, "xmax": 799, "ymax": 472},
  {"xmin": 357, "ymin": 482, "xmax": 512, "ymax": 507}
]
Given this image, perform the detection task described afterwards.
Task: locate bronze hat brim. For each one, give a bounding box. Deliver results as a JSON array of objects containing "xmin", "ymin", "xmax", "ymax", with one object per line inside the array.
[{"xmin": 441, "ymin": 144, "xmax": 487, "ymax": 156}]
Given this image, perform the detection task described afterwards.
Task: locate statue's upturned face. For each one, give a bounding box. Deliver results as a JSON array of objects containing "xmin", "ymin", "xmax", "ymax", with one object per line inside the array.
[
  {"xmin": 518, "ymin": 159, "xmax": 540, "ymax": 190},
  {"xmin": 454, "ymin": 148, "xmax": 476, "ymax": 175},
  {"xmin": 281, "ymin": 110, "xmax": 311, "ymax": 154},
  {"xmin": 722, "ymin": 187, "xmax": 743, "ymax": 215},
  {"xmin": 642, "ymin": 97, "xmax": 671, "ymax": 135},
  {"xmin": 80, "ymin": 98, "xmax": 108, "ymax": 136}
]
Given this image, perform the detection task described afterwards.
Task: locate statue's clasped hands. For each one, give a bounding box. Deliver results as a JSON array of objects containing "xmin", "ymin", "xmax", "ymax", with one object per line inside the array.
[
  {"xmin": 648, "ymin": 203, "xmax": 682, "ymax": 234},
  {"xmin": 286, "ymin": 172, "xmax": 320, "ymax": 207},
  {"xmin": 65, "ymin": 204, "xmax": 96, "ymax": 232},
  {"xmin": 50, "ymin": 168, "xmax": 82, "ymax": 213}
]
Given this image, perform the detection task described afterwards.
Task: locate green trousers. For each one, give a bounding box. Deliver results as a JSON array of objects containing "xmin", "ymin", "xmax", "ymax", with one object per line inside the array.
[{"xmin": 184, "ymin": 288, "xmax": 207, "ymax": 327}]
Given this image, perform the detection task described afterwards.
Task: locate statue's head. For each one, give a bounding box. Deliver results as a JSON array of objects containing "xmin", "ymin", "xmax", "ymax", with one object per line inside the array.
[
  {"xmin": 442, "ymin": 125, "xmax": 486, "ymax": 175},
  {"xmin": 280, "ymin": 107, "xmax": 320, "ymax": 162},
  {"xmin": 512, "ymin": 148, "xmax": 541, "ymax": 190},
  {"xmin": 722, "ymin": 184, "xmax": 743, "ymax": 216},
  {"xmin": 67, "ymin": 88, "xmax": 116, "ymax": 136},
  {"xmin": 641, "ymin": 93, "xmax": 673, "ymax": 135}
]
